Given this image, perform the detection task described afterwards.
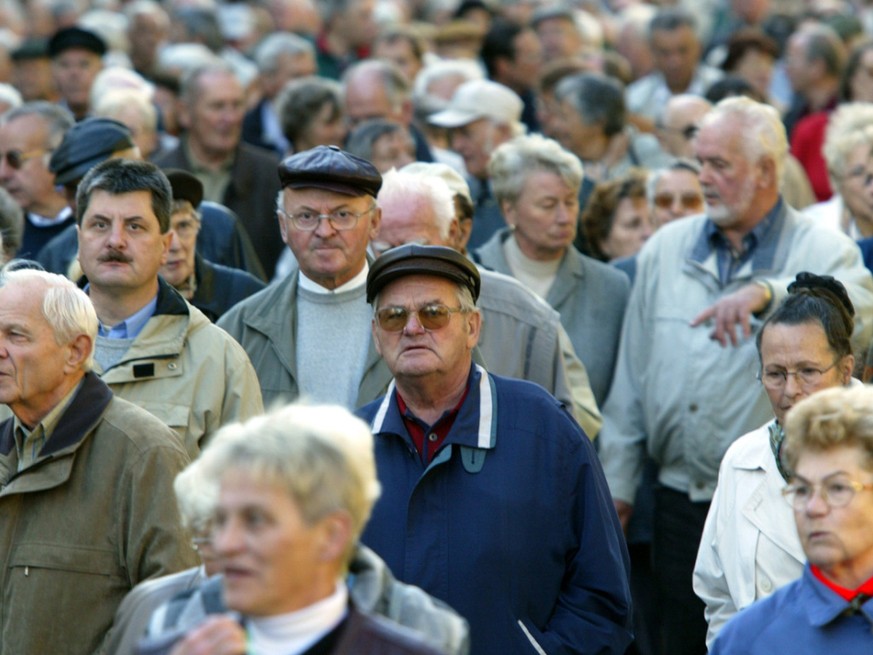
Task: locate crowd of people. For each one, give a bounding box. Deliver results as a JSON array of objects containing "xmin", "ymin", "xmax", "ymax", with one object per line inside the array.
[{"xmin": 1, "ymin": 0, "xmax": 873, "ymax": 654}]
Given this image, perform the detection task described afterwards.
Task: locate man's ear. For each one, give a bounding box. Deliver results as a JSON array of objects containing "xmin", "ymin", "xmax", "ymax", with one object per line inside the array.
[{"xmin": 65, "ymin": 334, "xmax": 92, "ymax": 373}]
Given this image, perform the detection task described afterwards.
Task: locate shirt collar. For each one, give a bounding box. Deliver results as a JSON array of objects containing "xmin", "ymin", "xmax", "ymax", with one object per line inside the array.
[
  {"xmin": 298, "ymin": 263, "xmax": 369, "ymax": 295},
  {"xmin": 96, "ymin": 294, "xmax": 158, "ymax": 339},
  {"xmin": 692, "ymin": 197, "xmax": 784, "ymax": 267}
]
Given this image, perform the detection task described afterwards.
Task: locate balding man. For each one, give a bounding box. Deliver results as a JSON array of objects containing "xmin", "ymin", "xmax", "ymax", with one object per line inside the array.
[{"xmin": 656, "ymin": 94, "xmax": 712, "ymax": 159}]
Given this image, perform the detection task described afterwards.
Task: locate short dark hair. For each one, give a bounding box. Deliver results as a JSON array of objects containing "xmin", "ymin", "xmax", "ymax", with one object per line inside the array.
[
  {"xmin": 275, "ymin": 76, "xmax": 343, "ymax": 147},
  {"xmin": 76, "ymin": 158, "xmax": 172, "ymax": 233},
  {"xmin": 648, "ymin": 7, "xmax": 697, "ymax": 40},
  {"xmin": 555, "ymin": 72, "xmax": 625, "ymax": 136},
  {"xmin": 480, "ymin": 19, "xmax": 524, "ymax": 79}
]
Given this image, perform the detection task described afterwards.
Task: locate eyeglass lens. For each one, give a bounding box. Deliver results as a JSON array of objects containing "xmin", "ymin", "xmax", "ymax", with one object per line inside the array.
[{"xmin": 377, "ymin": 304, "xmax": 458, "ymax": 332}]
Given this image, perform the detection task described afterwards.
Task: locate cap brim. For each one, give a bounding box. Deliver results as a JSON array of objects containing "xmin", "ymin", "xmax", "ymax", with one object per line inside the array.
[{"xmin": 428, "ymin": 108, "xmax": 481, "ymax": 128}]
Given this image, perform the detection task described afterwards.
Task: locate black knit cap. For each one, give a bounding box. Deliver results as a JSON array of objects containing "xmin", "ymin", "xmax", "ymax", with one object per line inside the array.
[
  {"xmin": 366, "ymin": 244, "xmax": 481, "ymax": 304},
  {"xmin": 49, "ymin": 118, "xmax": 135, "ymax": 186},
  {"xmin": 278, "ymin": 145, "xmax": 382, "ymax": 197},
  {"xmin": 47, "ymin": 26, "xmax": 107, "ymax": 58}
]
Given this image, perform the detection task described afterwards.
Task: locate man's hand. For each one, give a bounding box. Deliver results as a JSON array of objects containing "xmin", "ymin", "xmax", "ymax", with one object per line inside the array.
[
  {"xmin": 690, "ymin": 283, "xmax": 770, "ymax": 347},
  {"xmin": 614, "ymin": 500, "xmax": 634, "ymax": 533},
  {"xmin": 169, "ymin": 616, "xmax": 247, "ymax": 655}
]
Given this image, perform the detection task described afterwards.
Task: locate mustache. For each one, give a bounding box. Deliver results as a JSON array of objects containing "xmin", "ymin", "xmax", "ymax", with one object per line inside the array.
[{"xmin": 98, "ymin": 250, "xmax": 132, "ymax": 264}]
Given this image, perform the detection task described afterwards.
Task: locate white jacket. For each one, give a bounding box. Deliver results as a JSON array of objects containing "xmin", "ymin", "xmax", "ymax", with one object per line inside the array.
[{"xmin": 692, "ymin": 421, "xmax": 805, "ymax": 648}]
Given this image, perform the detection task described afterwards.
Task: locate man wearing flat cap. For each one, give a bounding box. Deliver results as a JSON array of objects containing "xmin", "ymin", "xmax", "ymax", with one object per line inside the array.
[
  {"xmin": 357, "ymin": 244, "xmax": 633, "ymax": 655},
  {"xmin": 48, "ymin": 26, "xmax": 106, "ymax": 120},
  {"xmin": 218, "ymin": 145, "xmax": 390, "ymax": 409}
]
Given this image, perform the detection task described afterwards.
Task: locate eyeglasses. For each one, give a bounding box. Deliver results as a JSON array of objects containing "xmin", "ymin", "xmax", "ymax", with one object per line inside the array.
[
  {"xmin": 658, "ymin": 124, "xmax": 698, "ymax": 140},
  {"xmin": 172, "ymin": 218, "xmax": 200, "ymax": 239},
  {"xmin": 375, "ymin": 302, "xmax": 466, "ymax": 332},
  {"xmin": 782, "ymin": 475, "xmax": 873, "ymax": 510},
  {"xmin": 653, "ymin": 192, "xmax": 704, "ymax": 211},
  {"xmin": 757, "ymin": 361, "xmax": 840, "ymax": 390},
  {"xmin": 279, "ymin": 206, "xmax": 375, "ymax": 231},
  {"xmin": 0, "ymin": 148, "xmax": 49, "ymax": 170}
]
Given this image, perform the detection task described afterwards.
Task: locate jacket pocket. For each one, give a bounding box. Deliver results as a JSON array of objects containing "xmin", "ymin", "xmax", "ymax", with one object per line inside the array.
[
  {"xmin": 517, "ymin": 619, "xmax": 548, "ymax": 655},
  {"xmin": 5, "ymin": 542, "xmax": 125, "ymax": 653}
]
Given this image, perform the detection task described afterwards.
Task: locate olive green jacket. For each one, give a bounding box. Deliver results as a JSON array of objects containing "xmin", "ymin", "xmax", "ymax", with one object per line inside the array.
[{"xmin": 0, "ymin": 373, "xmax": 199, "ymax": 655}]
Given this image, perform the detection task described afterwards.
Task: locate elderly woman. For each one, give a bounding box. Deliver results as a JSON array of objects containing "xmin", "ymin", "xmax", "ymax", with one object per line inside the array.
[
  {"xmin": 276, "ymin": 76, "xmax": 346, "ymax": 155},
  {"xmin": 474, "ymin": 133, "xmax": 630, "ymax": 405},
  {"xmin": 693, "ymin": 273, "xmax": 859, "ymax": 648},
  {"xmin": 710, "ymin": 383, "xmax": 873, "ymax": 653},
  {"xmin": 140, "ymin": 403, "xmax": 465, "ymax": 655},
  {"xmin": 580, "ymin": 168, "xmax": 652, "ymax": 262}
]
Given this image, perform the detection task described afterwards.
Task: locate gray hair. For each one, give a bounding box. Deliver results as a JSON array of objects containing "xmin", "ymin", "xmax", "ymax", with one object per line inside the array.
[
  {"xmin": 93, "ymin": 88, "xmax": 158, "ymax": 132},
  {"xmin": 378, "ymin": 168, "xmax": 456, "ymax": 240},
  {"xmin": 254, "ymin": 32, "xmax": 314, "ymax": 73},
  {"xmin": 0, "ymin": 267, "xmax": 98, "ymax": 371},
  {"xmin": 343, "ymin": 58, "xmax": 411, "ymax": 109},
  {"xmin": 823, "ymin": 103, "xmax": 873, "ymax": 184},
  {"xmin": 174, "ymin": 457, "xmax": 218, "ymax": 535},
  {"xmin": 648, "ymin": 6, "xmax": 697, "ymax": 40},
  {"xmin": 797, "ymin": 23, "xmax": 846, "ymax": 78},
  {"xmin": 489, "ymin": 133, "xmax": 584, "ymax": 207},
  {"xmin": 645, "ymin": 158, "xmax": 701, "ymax": 206},
  {"xmin": 0, "ymin": 83, "xmax": 22, "ymax": 111},
  {"xmin": 555, "ymin": 72, "xmax": 626, "ymax": 137},
  {"xmin": 156, "ymin": 43, "xmax": 221, "ymax": 78},
  {"xmin": 346, "ymin": 119, "xmax": 407, "ymax": 164},
  {"xmin": 702, "ymin": 96, "xmax": 787, "ymax": 185},
  {"xmin": 197, "ymin": 402, "xmax": 382, "ymax": 565},
  {"xmin": 0, "ymin": 101, "xmax": 75, "ymax": 150},
  {"xmin": 76, "ymin": 158, "xmax": 172, "ymax": 233},
  {"xmin": 180, "ymin": 60, "xmax": 238, "ymax": 106},
  {"xmin": 275, "ymin": 75, "xmax": 343, "ymax": 146}
]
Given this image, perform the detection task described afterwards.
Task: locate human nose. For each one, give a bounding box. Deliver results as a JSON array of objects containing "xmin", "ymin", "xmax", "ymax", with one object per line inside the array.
[
  {"xmin": 402, "ymin": 310, "xmax": 426, "ymax": 335},
  {"xmin": 313, "ymin": 214, "xmax": 338, "ymax": 237},
  {"xmin": 212, "ymin": 517, "xmax": 245, "ymax": 556},
  {"xmin": 802, "ymin": 484, "xmax": 831, "ymax": 516},
  {"xmin": 168, "ymin": 230, "xmax": 182, "ymax": 252},
  {"xmin": 782, "ymin": 370, "xmax": 805, "ymax": 398}
]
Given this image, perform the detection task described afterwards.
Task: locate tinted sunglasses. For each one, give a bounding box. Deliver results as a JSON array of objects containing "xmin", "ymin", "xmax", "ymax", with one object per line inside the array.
[
  {"xmin": 653, "ymin": 192, "xmax": 704, "ymax": 210},
  {"xmin": 0, "ymin": 148, "xmax": 49, "ymax": 170},
  {"xmin": 376, "ymin": 303, "xmax": 465, "ymax": 332}
]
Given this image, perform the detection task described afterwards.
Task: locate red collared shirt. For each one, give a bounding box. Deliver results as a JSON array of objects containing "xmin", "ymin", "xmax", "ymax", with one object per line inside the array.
[
  {"xmin": 811, "ymin": 565, "xmax": 873, "ymax": 602},
  {"xmin": 396, "ymin": 386, "xmax": 470, "ymax": 465}
]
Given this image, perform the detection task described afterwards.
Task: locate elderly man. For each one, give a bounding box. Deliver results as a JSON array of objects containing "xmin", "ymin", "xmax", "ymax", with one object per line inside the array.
[
  {"xmin": 374, "ymin": 166, "xmax": 601, "ymax": 437},
  {"xmin": 0, "ymin": 268, "xmax": 198, "ymax": 654},
  {"xmin": 656, "ymin": 94, "xmax": 712, "ymax": 159},
  {"xmin": 626, "ymin": 7, "xmax": 722, "ymax": 132},
  {"xmin": 0, "ymin": 102, "xmax": 74, "ymax": 259},
  {"xmin": 242, "ymin": 32, "xmax": 317, "ymax": 155},
  {"xmin": 358, "ymin": 244, "xmax": 632, "ymax": 654},
  {"xmin": 711, "ymin": 385, "xmax": 873, "ymax": 654},
  {"xmin": 153, "ymin": 62, "xmax": 282, "ymax": 277},
  {"xmin": 47, "ymin": 26, "xmax": 106, "ymax": 121},
  {"xmin": 429, "ymin": 78, "xmax": 526, "ymax": 248},
  {"xmin": 75, "ymin": 158, "xmax": 263, "ymax": 458},
  {"xmin": 218, "ymin": 145, "xmax": 388, "ymax": 410},
  {"xmin": 343, "ymin": 58, "xmax": 434, "ymax": 163},
  {"xmin": 161, "ymin": 169, "xmax": 265, "ymax": 322},
  {"xmin": 599, "ymin": 97, "xmax": 873, "ymax": 655}
]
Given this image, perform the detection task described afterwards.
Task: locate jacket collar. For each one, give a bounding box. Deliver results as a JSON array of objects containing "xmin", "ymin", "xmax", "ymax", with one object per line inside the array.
[
  {"xmin": 0, "ymin": 372, "xmax": 113, "ymax": 494},
  {"xmin": 801, "ymin": 565, "xmax": 873, "ymax": 626},
  {"xmin": 370, "ymin": 363, "xmax": 498, "ymax": 452}
]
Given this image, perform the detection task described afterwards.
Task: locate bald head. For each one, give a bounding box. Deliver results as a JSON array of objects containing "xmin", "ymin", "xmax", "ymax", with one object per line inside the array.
[{"xmin": 658, "ymin": 94, "xmax": 712, "ymax": 158}]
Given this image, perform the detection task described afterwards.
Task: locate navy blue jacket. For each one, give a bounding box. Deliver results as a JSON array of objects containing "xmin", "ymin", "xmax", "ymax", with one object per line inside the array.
[{"xmin": 358, "ymin": 365, "xmax": 633, "ymax": 655}]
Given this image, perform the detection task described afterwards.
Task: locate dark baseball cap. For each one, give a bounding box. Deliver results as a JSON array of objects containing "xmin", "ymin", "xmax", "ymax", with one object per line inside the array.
[
  {"xmin": 165, "ymin": 169, "xmax": 203, "ymax": 209},
  {"xmin": 48, "ymin": 26, "xmax": 107, "ymax": 58},
  {"xmin": 49, "ymin": 117, "xmax": 136, "ymax": 186},
  {"xmin": 366, "ymin": 244, "xmax": 481, "ymax": 304},
  {"xmin": 278, "ymin": 145, "xmax": 382, "ymax": 197}
]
